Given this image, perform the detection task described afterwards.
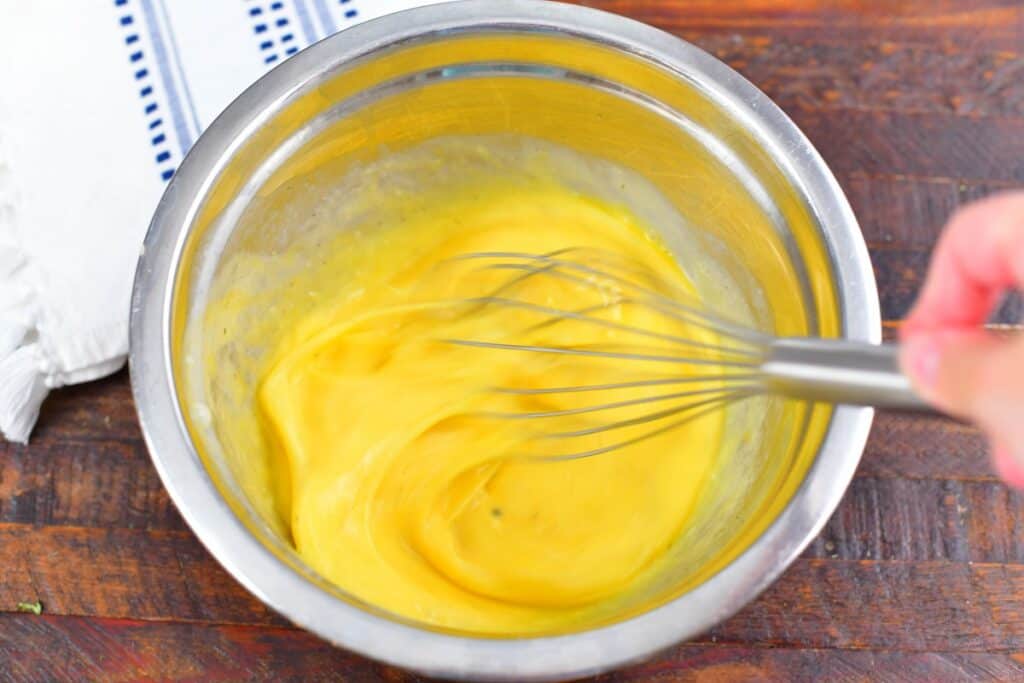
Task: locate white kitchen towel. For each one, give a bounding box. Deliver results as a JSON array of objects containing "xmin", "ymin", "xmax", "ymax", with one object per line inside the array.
[{"xmin": 0, "ymin": 0, "xmax": 443, "ymax": 443}]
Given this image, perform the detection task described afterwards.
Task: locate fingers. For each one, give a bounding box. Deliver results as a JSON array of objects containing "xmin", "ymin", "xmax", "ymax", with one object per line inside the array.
[
  {"xmin": 902, "ymin": 191, "xmax": 1024, "ymax": 334},
  {"xmin": 902, "ymin": 330, "xmax": 1018, "ymax": 416},
  {"xmin": 901, "ymin": 330, "xmax": 1024, "ymax": 486},
  {"xmin": 900, "ymin": 191, "xmax": 1024, "ymax": 487},
  {"xmin": 992, "ymin": 443, "xmax": 1024, "ymax": 490}
]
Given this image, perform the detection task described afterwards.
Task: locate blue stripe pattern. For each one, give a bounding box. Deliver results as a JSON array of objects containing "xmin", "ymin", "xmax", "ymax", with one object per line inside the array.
[
  {"xmin": 291, "ymin": 0, "xmax": 320, "ymax": 44},
  {"xmin": 115, "ymin": 0, "xmax": 366, "ymax": 183},
  {"xmin": 114, "ymin": 0, "xmax": 201, "ymax": 183},
  {"xmin": 138, "ymin": 0, "xmax": 194, "ymax": 156},
  {"xmin": 115, "ymin": 0, "xmax": 175, "ymax": 182},
  {"xmin": 311, "ymin": 0, "xmax": 335, "ymax": 37},
  {"xmin": 248, "ymin": 1, "xmax": 277, "ymax": 63},
  {"xmin": 247, "ymin": 0, "xmax": 331, "ymax": 65},
  {"xmin": 247, "ymin": 0, "xmax": 360, "ymax": 65}
]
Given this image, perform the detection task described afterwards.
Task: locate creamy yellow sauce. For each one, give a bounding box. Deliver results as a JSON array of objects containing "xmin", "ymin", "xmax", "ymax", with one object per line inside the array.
[
  {"xmin": 187, "ymin": 133, "xmax": 834, "ymax": 637},
  {"xmin": 256, "ymin": 184, "xmax": 725, "ymax": 633}
]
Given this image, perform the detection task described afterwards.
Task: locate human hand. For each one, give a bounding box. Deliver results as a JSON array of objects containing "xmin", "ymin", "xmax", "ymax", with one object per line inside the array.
[{"xmin": 900, "ymin": 191, "xmax": 1024, "ymax": 488}]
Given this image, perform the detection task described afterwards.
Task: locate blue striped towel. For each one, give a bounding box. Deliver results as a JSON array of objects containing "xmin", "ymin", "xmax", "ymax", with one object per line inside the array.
[{"xmin": 0, "ymin": 0, "xmax": 439, "ymax": 443}]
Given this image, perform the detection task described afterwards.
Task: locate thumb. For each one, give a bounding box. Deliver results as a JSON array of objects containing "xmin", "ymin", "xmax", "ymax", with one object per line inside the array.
[{"xmin": 901, "ymin": 330, "xmax": 1024, "ymax": 481}]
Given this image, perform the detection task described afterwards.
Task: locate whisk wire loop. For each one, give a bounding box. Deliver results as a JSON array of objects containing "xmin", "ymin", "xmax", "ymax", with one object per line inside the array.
[{"xmin": 442, "ymin": 248, "xmax": 926, "ymax": 461}]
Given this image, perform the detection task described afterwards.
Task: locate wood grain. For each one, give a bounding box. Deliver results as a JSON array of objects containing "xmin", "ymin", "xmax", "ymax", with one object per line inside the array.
[
  {"xmin": 709, "ymin": 559, "xmax": 1024, "ymax": 652},
  {"xmin": 792, "ymin": 109, "xmax": 1024, "ymax": 183},
  {"xmin": 571, "ymin": 0, "xmax": 1024, "ymax": 51},
  {"xmin": 7, "ymin": 552, "xmax": 1024, "ymax": 653},
  {"xmin": 845, "ymin": 175, "xmax": 966, "ymax": 248},
  {"xmin": 605, "ymin": 644, "xmax": 1024, "ymax": 682},
  {"xmin": 5, "ymin": 500, "xmax": 1024, "ymax": 631},
  {"xmin": 0, "ymin": 616, "xmax": 384, "ymax": 683},
  {"xmin": 0, "ymin": 438, "xmax": 184, "ymax": 531},
  {"xmin": 687, "ymin": 35, "xmax": 1024, "ymax": 119},
  {"xmin": 862, "ymin": 412, "xmax": 993, "ymax": 481},
  {"xmin": 804, "ymin": 477, "xmax": 1024, "ymax": 562},
  {"xmin": 0, "ymin": 525, "xmax": 281, "ymax": 627},
  {"xmin": 5, "ymin": 615, "xmax": 1024, "ymax": 683}
]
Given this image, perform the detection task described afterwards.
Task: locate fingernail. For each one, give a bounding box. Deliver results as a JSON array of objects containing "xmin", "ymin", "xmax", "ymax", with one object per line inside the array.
[
  {"xmin": 993, "ymin": 445, "xmax": 1024, "ymax": 490},
  {"xmin": 901, "ymin": 333, "xmax": 942, "ymax": 394}
]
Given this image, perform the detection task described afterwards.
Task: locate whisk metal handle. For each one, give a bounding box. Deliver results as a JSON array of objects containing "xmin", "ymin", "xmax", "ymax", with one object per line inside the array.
[{"xmin": 763, "ymin": 338, "xmax": 931, "ymax": 411}]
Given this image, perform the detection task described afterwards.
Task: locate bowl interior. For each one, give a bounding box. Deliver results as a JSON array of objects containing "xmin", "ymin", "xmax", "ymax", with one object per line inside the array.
[{"xmin": 171, "ymin": 26, "xmax": 841, "ymax": 636}]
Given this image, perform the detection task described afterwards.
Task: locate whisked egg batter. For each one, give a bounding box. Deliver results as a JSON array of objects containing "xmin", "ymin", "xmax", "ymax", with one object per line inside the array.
[
  {"xmin": 189, "ymin": 136, "xmax": 805, "ymax": 635},
  {"xmin": 256, "ymin": 185, "xmax": 724, "ymax": 633}
]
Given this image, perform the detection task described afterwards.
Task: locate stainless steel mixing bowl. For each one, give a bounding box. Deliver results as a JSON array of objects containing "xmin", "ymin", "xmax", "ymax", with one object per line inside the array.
[{"xmin": 130, "ymin": 1, "xmax": 879, "ymax": 679}]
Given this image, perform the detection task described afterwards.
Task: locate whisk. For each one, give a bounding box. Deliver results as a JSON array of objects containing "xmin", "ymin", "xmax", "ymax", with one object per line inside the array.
[{"xmin": 443, "ymin": 249, "xmax": 930, "ymax": 461}]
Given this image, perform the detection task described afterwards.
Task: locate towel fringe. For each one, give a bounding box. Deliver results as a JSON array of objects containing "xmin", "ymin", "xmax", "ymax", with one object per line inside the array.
[
  {"xmin": 0, "ymin": 343, "xmax": 48, "ymax": 444},
  {"xmin": 0, "ymin": 117, "xmax": 50, "ymax": 444}
]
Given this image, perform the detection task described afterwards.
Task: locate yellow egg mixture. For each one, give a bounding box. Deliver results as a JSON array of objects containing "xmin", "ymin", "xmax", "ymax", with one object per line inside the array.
[{"xmin": 252, "ymin": 184, "xmax": 725, "ymax": 634}]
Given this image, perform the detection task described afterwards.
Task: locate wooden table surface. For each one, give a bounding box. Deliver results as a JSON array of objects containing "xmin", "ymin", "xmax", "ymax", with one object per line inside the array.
[{"xmin": 3, "ymin": 1, "xmax": 1024, "ymax": 680}]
